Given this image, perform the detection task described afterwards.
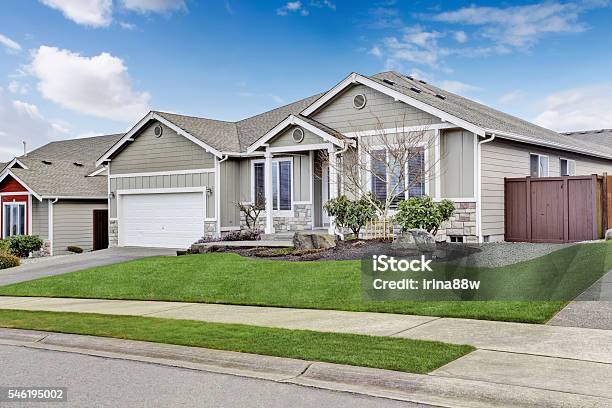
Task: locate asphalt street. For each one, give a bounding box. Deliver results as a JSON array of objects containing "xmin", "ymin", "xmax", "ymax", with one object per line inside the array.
[{"xmin": 0, "ymin": 345, "xmax": 434, "ymax": 408}]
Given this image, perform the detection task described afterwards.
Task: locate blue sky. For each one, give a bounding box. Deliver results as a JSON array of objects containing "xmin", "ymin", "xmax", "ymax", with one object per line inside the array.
[{"xmin": 1, "ymin": 0, "xmax": 612, "ymax": 161}]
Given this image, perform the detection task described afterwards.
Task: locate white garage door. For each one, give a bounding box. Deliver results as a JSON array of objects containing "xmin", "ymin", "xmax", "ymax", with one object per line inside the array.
[{"xmin": 119, "ymin": 192, "xmax": 206, "ymax": 248}]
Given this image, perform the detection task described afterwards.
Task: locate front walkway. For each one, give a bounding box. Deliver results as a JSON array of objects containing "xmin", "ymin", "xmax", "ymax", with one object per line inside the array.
[
  {"xmin": 0, "ymin": 247, "xmax": 177, "ymax": 286},
  {"xmin": 1, "ymin": 295, "xmax": 611, "ymax": 402}
]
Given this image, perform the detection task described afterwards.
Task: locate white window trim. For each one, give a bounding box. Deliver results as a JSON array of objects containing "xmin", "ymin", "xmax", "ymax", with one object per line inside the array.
[
  {"xmin": 251, "ymin": 157, "xmax": 294, "ymax": 216},
  {"xmin": 530, "ymin": 153, "xmax": 549, "ymax": 177},
  {"xmin": 559, "ymin": 157, "xmax": 576, "ymax": 176},
  {"xmin": 366, "ymin": 142, "xmax": 429, "ymax": 204},
  {"xmin": 2, "ymin": 201, "xmax": 27, "ymax": 239}
]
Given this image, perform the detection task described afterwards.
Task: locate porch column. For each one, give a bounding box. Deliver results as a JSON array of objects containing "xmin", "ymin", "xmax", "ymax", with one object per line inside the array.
[
  {"xmin": 328, "ymin": 144, "xmax": 338, "ymax": 235},
  {"xmin": 264, "ymin": 149, "xmax": 274, "ymax": 234}
]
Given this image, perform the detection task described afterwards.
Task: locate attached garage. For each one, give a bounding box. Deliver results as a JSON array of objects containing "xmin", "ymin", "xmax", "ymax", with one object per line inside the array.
[{"xmin": 118, "ymin": 189, "xmax": 207, "ymax": 248}]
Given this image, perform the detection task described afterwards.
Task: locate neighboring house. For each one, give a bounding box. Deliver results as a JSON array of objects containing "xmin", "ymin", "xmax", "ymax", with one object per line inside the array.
[
  {"xmin": 94, "ymin": 71, "xmax": 612, "ymax": 248},
  {"xmin": 0, "ymin": 135, "xmax": 122, "ymax": 255}
]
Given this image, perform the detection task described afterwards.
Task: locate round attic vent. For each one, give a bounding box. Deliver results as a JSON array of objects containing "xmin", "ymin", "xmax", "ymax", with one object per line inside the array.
[
  {"xmin": 154, "ymin": 125, "xmax": 163, "ymax": 137},
  {"xmin": 292, "ymin": 127, "xmax": 305, "ymax": 143},
  {"xmin": 353, "ymin": 94, "xmax": 367, "ymax": 109}
]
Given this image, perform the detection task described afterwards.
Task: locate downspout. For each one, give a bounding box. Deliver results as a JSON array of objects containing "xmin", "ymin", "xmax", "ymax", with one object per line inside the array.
[
  {"xmin": 476, "ymin": 134, "xmax": 496, "ymax": 243},
  {"xmin": 215, "ymin": 155, "xmax": 229, "ymax": 238}
]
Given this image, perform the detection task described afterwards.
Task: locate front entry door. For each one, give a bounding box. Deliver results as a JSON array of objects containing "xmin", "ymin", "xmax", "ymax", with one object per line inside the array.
[
  {"xmin": 93, "ymin": 209, "xmax": 109, "ymax": 251},
  {"xmin": 322, "ymin": 163, "xmax": 330, "ymax": 225}
]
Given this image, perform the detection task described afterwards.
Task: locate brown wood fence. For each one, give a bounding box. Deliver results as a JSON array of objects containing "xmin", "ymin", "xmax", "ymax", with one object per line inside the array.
[{"xmin": 504, "ymin": 174, "xmax": 608, "ymax": 243}]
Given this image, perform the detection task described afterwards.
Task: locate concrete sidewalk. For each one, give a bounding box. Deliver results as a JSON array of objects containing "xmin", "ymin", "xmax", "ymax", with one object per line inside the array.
[
  {"xmin": 1, "ymin": 296, "xmax": 612, "ymax": 404},
  {"xmin": 1, "ymin": 328, "xmax": 609, "ymax": 408}
]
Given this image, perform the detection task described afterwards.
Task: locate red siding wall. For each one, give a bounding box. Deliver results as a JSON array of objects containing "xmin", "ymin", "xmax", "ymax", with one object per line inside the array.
[{"xmin": 0, "ymin": 175, "xmax": 30, "ymax": 236}]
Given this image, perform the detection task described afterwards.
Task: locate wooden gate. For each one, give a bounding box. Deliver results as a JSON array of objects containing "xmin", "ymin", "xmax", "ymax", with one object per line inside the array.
[
  {"xmin": 93, "ymin": 209, "xmax": 109, "ymax": 250},
  {"xmin": 504, "ymin": 175, "xmax": 605, "ymax": 243}
]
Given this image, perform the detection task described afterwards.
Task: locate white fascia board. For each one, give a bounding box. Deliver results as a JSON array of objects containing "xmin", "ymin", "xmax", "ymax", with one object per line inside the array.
[
  {"xmin": 96, "ymin": 112, "xmax": 224, "ymax": 167},
  {"xmin": 486, "ymin": 129, "xmax": 612, "ymax": 161},
  {"xmin": 4, "ymin": 158, "xmax": 30, "ymax": 170},
  {"xmin": 0, "ymin": 170, "xmax": 42, "ymax": 201},
  {"xmin": 301, "ymin": 73, "xmax": 486, "ymax": 137},
  {"xmin": 247, "ymin": 115, "xmax": 345, "ymax": 154},
  {"xmin": 41, "ymin": 196, "xmax": 108, "ymax": 200},
  {"xmin": 87, "ymin": 167, "xmax": 107, "ymax": 177}
]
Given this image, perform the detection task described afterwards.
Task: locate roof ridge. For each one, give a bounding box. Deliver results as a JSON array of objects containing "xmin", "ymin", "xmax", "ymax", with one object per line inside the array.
[
  {"xmin": 154, "ymin": 110, "xmax": 237, "ymax": 125},
  {"xmin": 236, "ymin": 93, "xmax": 324, "ymax": 124}
]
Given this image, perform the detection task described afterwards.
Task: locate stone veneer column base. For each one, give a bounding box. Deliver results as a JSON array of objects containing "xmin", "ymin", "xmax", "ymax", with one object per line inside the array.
[
  {"xmin": 239, "ymin": 204, "xmax": 314, "ymax": 233},
  {"xmin": 109, "ymin": 219, "xmax": 119, "ymax": 247},
  {"xmin": 436, "ymin": 201, "xmax": 478, "ymax": 243}
]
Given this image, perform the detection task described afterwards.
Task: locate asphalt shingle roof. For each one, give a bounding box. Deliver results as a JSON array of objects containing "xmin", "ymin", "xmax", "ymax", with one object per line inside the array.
[
  {"xmin": 370, "ymin": 71, "xmax": 612, "ymax": 158},
  {"xmin": 563, "ymin": 129, "xmax": 612, "ymax": 150},
  {"xmin": 2, "ymin": 134, "xmax": 122, "ymax": 197}
]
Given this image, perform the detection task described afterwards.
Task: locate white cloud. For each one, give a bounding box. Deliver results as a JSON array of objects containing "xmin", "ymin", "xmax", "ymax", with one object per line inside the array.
[
  {"xmin": 121, "ymin": 0, "xmax": 186, "ymax": 14},
  {"xmin": 29, "ymin": 46, "xmax": 151, "ymax": 122},
  {"xmin": 432, "ymin": 1, "xmax": 605, "ymax": 48},
  {"xmin": 369, "ymin": 45, "xmax": 382, "ymax": 57},
  {"xmin": 499, "ymin": 89, "xmax": 524, "ymax": 104},
  {"xmin": 119, "ymin": 21, "xmax": 136, "ymax": 30},
  {"xmin": 8, "ymin": 80, "xmax": 28, "ymax": 95},
  {"xmin": 453, "ymin": 30, "xmax": 467, "ymax": 43},
  {"xmin": 0, "ymin": 33, "xmax": 21, "ymax": 53},
  {"xmin": 0, "ymin": 87, "xmax": 68, "ymax": 161},
  {"xmin": 310, "ymin": 0, "xmax": 336, "ymax": 10},
  {"xmin": 277, "ymin": 1, "xmax": 307, "ymax": 16},
  {"xmin": 534, "ymin": 83, "xmax": 612, "ymax": 131},
  {"xmin": 380, "ymin": 26, "xmax": 449, "ymax": 69},
  {"xmin": 40, "ymin": 0, "xmax": 112, "ymax": 27},
  {"xmin": 438, "ymin": 80, "xmax": 481, "ymax": 95}
]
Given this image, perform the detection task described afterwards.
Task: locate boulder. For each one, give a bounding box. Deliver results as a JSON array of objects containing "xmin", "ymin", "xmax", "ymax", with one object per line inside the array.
[
  {"xmin": 293, "ymin": 232, "xmax": 336, "ymax": 250},
  {"xmin": 606, "ymin": 229, "xmax": 612, "ymax": 241},
  {"xmin": 392, "ymin": 229, "xmax": 436, "ymax": 252}
]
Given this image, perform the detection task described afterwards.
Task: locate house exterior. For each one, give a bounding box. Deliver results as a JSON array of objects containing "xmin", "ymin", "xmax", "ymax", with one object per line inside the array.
[
  {"xmin": 0, "ymin": 135, "xmax": 122, "ymax": 255},
  {"xmin": 92, "ymin": 71, "xmax": 612, "ymax": 248},
  {"xmin": 4, "ymin": 71, "xmax": 612, "ymax": 251}
]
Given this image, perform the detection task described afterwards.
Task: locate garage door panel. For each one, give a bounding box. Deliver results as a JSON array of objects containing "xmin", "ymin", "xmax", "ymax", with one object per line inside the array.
[{"xmin": 120, "ymin": 192, "xmax": 206, "ymax": 248}]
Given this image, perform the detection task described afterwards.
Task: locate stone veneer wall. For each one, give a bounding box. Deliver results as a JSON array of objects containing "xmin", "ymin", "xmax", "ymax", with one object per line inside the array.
[
  {"xmin": 435, "ymin": 201, "xmax": 477, "ymax": 243},
  {"xmin": 239, "ymin": 204, "xmax": 313, "ymax": 232}
]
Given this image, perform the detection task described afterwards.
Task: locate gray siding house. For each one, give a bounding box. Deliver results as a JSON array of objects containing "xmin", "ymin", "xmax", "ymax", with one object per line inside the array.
[
  {"xmin": 4, "ymin": 70, "xmax": 612, "ymax": 251},
  {"xmin": 0, "ymin": 135, "xmax": 121, "ymax": 254},
  {"xmin": 94, "ymin": 71, "xmax": 612, "ymax": 247}
]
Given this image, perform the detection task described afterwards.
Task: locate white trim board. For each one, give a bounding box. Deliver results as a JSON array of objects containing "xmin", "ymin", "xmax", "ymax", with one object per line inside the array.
[
  {"xmin": 109, "ymin": 168, "xmax": 215, "ymax": 179},
  {"xmin": 116, "ymin": 187, "xmax": 208, "ymax": 196},
  {"xmin": 344, "ymin": 123, "xmax": 457, "ymax": 138},
  {"xmin": 0, "ymin": 170, "xmax": 42, "ymax": 201},
  {"xmin": 96, "ymin": 111, "xmax": 224, "ymax": 167},
  {"xmin": 247, "ymin": 115, "xmax": 347, "ymax": 154},
  {"xmin": 301, "ymin": 73, "xmax": 486, "ymax": 137}
]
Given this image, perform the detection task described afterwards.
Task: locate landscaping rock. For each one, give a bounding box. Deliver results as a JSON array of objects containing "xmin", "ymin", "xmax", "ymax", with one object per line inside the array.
[
  {"xmin": 606, "ymin": 229, "xmax": 612, "ymax": 241},
  {"xmin": 392, "ymin": 229, "xmax": 436, "ymax": 252},
  {"xmin": 293, "ymin": 232, "xmax": 336, "ymax": 250}
]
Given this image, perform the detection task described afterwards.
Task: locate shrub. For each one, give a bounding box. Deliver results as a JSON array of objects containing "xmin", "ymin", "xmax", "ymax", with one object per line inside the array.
[
  {"xmin": 3, "ymin": 235, "xmax": 44, "ymax": 258},
  {"xmin": 67, "ymin": 246, "xmax": 83, "ymax": 254},
  {"xmin": 0, "ymin": 240, "xmax": 9, "ymax": 253},
  {"xmin": 0, "ymin": 251, "xmax": 20, "ymax": 269},
  {"xmin": 324, "ymin": 195, "xmax": 379, "ymax": 236},
  {"xmin": 395, "ymin": 196, "xmax": 455, "ymax": 235}
]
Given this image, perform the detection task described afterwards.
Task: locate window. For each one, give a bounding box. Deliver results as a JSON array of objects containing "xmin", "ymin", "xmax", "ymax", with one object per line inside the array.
[
  {"xmin": 530, "ymin": 154, "xmax": 549, "ymax": 177},
  {"xmin": 2, "ymin": 202, "xmax": 26, "ymax": 238},
  {"xmin": 370, "ymin": 147, "xmax": 425, "ymax": 207},
  {"xmin": 252, "ymin": 159, "xmax": 293, "ymax": 212},
  {"xmin": 449, "ymin": 236, "xmax": 464, "ymax": 243},
  {"xmin": 560, "ymin": 158, "xmax": 576, "ymax": 176}
]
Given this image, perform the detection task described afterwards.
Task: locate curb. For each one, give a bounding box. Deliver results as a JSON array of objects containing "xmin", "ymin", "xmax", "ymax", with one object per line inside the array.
[{"xmin": 0, "ymin": 328, "xmax": 609, "ymax": 408}]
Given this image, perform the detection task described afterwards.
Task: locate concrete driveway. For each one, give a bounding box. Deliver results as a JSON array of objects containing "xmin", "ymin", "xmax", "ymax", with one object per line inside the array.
[
  {"xmin": 548, "ymin": 270, "xmax": 612, "ymax": 329},
  {"xmin": 0, "ymin": 247, "xmax": 176, "ymax": 286}
]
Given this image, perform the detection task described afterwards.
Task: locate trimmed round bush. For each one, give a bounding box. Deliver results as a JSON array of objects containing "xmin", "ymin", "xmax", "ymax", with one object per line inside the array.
[
  {"xmin": 3, "ymin": 235, "xmax": 44, "ymax": 258},
  {"xmin": 67, "ymin": 246, "xmax": 84, "ymax": 254},
  {"xmin": 0, "ymin": 251, "xmax": 20, "ymax": 269}
]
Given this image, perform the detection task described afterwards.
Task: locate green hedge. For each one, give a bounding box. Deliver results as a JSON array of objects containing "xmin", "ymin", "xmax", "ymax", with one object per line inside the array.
[
  {"xmin": 0, "ymin": 235, "xmax": 44, "ymax": 258},
  {"xmin": 0, "ymin": 251, "xmax": 20, "ymax": 269}
]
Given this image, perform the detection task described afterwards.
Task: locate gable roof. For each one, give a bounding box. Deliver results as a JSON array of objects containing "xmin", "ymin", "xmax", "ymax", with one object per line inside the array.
[
  {"xmin": 563, "ymin": 129, "xmax": 612, "ymax": 150},
  {"xmin": 1, "ymin": 134, "xmax": 123, "ymax": 198}
]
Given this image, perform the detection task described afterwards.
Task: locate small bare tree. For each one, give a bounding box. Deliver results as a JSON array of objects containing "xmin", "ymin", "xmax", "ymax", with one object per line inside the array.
[
  {"xmin": 236, "ymin": 199, "xmax": 265, "ymax": 230},
  {"xmin": 321, "ymin": 115, "xmax": 439, "ymax": 218}
]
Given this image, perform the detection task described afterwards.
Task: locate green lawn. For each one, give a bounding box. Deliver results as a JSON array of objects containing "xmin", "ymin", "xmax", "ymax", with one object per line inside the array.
[
  {"xmin": 0, "ymin": 309, "xmax": 473, "ymax": 374},
  {"xmin": 0, "ymin": 242, "xmax": 610, "ymax": 323}
]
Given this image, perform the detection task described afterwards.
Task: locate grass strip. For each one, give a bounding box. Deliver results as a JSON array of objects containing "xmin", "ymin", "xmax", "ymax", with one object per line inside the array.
[
  {"xmin": 1, "ymin": 242, "xmax": 609, "ymax": 323},
  {"xmin": 0, "ymin": 309, "xmax": 473, "ymax": 374}
]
